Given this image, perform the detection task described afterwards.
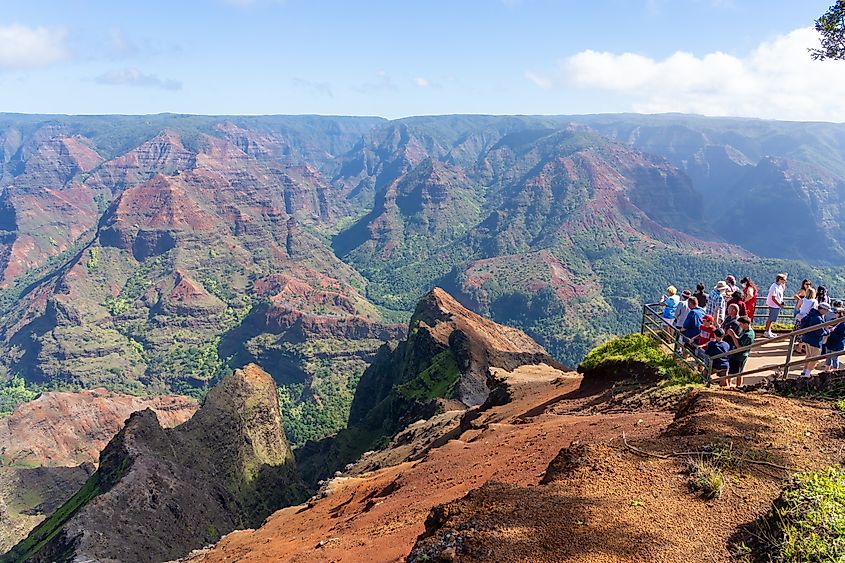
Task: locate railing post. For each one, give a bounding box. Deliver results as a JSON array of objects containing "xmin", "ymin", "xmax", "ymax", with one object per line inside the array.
[
  {"xmin": 783, "ymin": 333, "xmax": 796, "ymax": 380},
  {"xmin": 641, "ymin": 305, "xmax": 647, "ymax": 334}
]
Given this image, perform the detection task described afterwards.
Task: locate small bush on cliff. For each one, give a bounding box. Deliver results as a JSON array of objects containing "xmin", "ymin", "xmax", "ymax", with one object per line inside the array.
[
  {"xmin": 735, "ymin": 467, "xmax": 845, "ymax": 561},
  {"xmin": 0, "ymin": 376, "xmax": 38, "ymax": 414},
  {"xmin": 579, "ymin": 333, "xmax": 698, "ymax": 386}
]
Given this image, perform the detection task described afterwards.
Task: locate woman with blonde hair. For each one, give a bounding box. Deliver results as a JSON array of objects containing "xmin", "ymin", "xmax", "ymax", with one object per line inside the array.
[{"xmin": 660, "ymin": 285, "xmax": 680, "ymax": 326}]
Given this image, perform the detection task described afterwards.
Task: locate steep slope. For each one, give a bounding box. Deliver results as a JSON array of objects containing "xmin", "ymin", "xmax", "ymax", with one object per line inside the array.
[
  {"xmin": 0, "ymin": 389, "xmax": 196, "ymax": 553},
  {"xmin": 574, "ymin": 114, "xmax": 845, "ymax": 261},
  {"xmin": 0, "ymin": 131, "xmax": 401, "ymax": 443},
  {"xmin": 715, "ymin": 157, "xmax": 845, "ymax": 262},
  {"xmin": 333, "ymin": 124, "xmax": 754, "ymax": 363},
  {"xmin": 3, "ymin": 364, "xmax": 306, "ymax": 563},
  {"xmin": 188, "ymin": 358, "xmax": 845, "ymax": 563},
  {"xmin": 295, "ymin": 287, "xmax": 561, "ymax": 485},
  {"xmin": 0, "ymin": 126, "xmax": 104, "ymax": 287}
]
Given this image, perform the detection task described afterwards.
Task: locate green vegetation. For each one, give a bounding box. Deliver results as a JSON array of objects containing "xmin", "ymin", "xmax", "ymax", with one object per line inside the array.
[
  {"xmin": 0, "ymin": 376, "xmax": 38, "ymax": 414},
  {"xmin": 395, "ymin": 350, "xmax": 460, "ymax": 401},
  {"xmin": 579, "ymin": 333, "xmax": 700, "ymax": 386},
  {"xmin": 2, "ymin": 446, "xmax": 133, "ymax": 563},
  {"xmin": 86, "ymin": 246, "xmax": 100, "ymax": 271},
  {"xmin": 686, "ymin": 457, "xmax": 726, "ymax": 500},
  {"xmin": 736, "ymin": 467, "xmax": 845, "ymax": 561},
  {"xmin": 811, "ymin": 1, "xmax": 845, "ymax": 60}
]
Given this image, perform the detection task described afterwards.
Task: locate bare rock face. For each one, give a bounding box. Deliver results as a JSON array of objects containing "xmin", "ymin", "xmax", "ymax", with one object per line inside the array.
[
  {"xmin": 297, "ymin": 288, "xmax": 560, "ymax": 486},
  {"xmin": 0, "ymin": 390, "xmax": 196, "ymax": 554},
  {"xmin": 4, "ymin": 364, "xmax": 307, "ymax": 563},
  {"xmin": 0, "ymin": 388, "xmax": 197, "ymax": 468}
]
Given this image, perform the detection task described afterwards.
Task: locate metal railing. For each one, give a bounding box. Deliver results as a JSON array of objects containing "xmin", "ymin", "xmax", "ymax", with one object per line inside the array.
[
  {"xmin": 641, "ymin": 301, "xmax": 845, "ymax": 386},
  {"xmin": 640, "ymin": 303, "xmax": 709, "ymax": 382}
]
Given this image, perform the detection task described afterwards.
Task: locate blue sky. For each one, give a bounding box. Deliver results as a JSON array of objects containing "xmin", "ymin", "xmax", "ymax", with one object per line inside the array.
[{"xmin": 0, "ymin": 0, "xmax": 840, "ymax": 120}]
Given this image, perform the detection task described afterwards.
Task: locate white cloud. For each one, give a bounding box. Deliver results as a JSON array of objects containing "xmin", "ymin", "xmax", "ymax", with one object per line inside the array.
[
  {"xmin": 0, "ymin": 24, "xmax": 68, "ymax": 69},
  {"xmin": 530, "ymin": 27, "xmax": 845, "ymax": 122},
  {"xmin": 95, "ymin": 67, "xmax": 182, "ymax": 90},
  {"xmin": 414, "ymin": 77, "xmax": 430, "ymax": 87}
]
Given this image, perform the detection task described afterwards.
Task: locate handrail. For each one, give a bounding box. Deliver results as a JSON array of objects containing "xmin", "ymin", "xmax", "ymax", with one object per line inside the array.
[
  {"xmin": 642, "ymin": 300, "xmax": 845, "ymax": 386},
  {"xmin": 711, "ymin": 314, "xmax": 845, "ymax": 361},
  {"xmin": 641, "ymin": 303, "xmax": 709, "ymax": 383}
]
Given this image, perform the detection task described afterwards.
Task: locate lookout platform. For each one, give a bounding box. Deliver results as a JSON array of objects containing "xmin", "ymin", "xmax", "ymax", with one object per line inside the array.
[{"xmin": 641, "ymin": 298, "xmax": 845, "ymax": 386}]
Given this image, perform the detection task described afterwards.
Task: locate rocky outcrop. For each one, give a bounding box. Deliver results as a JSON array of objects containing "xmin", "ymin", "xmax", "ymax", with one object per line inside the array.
[
  {"xmin": 4, "ymin": 365, "xmax": 307, "ymax": 563},
  {"xmin": 85, "ymin": 130, "xmax": 196, "ymax": 194},
  {"xmin": 296, "ymin": 288, "xmax": 560, "ymax": 485},
  {"xmin": 0, "ymin": 389, "xmax": 196, "ymax": 554}
]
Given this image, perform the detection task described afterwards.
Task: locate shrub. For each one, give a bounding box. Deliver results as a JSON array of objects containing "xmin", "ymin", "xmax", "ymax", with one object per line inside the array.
[
  {"xmin": 579, "ymin": 333, "xmax": 700, "ymax": 386},
  {"xmin": 736, "ymin": 467, "xmax": 845, "ymax": 561}
]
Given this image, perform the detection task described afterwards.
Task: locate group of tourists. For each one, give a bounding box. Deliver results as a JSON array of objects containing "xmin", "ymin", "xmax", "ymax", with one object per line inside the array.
[{"xmin": 657, "ymin": 273, "xmax": 845, "ymax": 386}]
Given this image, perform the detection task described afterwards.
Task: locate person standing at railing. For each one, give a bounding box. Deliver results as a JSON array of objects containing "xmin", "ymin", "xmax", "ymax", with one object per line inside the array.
[
  {"xmin": 764, "ymin": 274, "xmax": 788, "ymax": 338},
  {"xmin": 706, "ymin": 281, "xmax": 728, "ymax": 325},
  {"xmin": 726, "ymin": 290, "xmax": 748, "ymax": 317},
  {"xmin": 725, "ymin": 315, "xmax": 755, "ymax": 387},
  {"xmin": 722, "ymin": 304, "xmax": 741, "ymax": 336},
  {"xmin": 801, "ymin": 301, "xmax": 832, "ymax": 378},
  {"xmin": 673, "ymin": 289, "xmax": 692, "ymax": 330},
  {"xmin": 823, "ymin": 304, "xmax": 845, "ymax": 372},
  {"xmin": 740, "ymin": 277, "xmax": 758, "ymax": 323},
  {"xmin": 817, "ymin": 286, "xmax": 830, "ymax": 307},
  {"xmin": 694, "ymin": 283, "xmax": 708, "ymax": 309},
  {"xmin": 795, "ymin": 287, "xmax": 818, "ymax": 354},
  {"xmin": 793, "ymin": 279, "xmax": 812, "ymax": 332},
  {"xmin": 705, "ymin": 328, "xmax": 731, "ymax": 386},
  {"xmin": 682, "ymin": 297, "xmax": 706, "ymax": 341},
  {"xmin": 659, "ymin": 286, "xmax": 680, "ymax": 327},
  {"xmin": 725, "ymin": 275, "xmax": 740, "ymax": 294}
]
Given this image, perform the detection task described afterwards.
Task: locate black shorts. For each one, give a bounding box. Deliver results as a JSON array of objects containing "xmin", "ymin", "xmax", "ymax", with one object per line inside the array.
[{"xmin": 728, "ymin": 356, "xmax": 747, "ymax": 375}]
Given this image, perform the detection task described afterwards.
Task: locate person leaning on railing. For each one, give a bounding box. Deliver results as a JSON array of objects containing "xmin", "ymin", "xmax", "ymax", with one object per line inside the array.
[
  {"xmin": 823, "ymin": 304, "xmax": 845, "ymax": 371},
  {"xmin": 801, "ymin": 301, "xmax": 833, "ymax": 378}
]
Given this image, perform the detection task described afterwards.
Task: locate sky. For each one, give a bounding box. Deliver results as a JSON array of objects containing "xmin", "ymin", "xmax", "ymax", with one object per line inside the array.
[{"xmin": 0, "ymin": 0, "xmax": 842, "ymax": 121}]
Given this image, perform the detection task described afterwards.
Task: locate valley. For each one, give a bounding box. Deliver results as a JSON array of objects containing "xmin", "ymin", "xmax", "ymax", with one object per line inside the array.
[{"xmin": 3, "ymin": 112, "xmax": 845, "ymax": 561}]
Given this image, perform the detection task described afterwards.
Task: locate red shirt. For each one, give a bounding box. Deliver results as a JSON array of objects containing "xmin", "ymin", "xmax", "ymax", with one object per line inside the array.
[{"xmin": 696, "ymin": 325, "xmax": 716, "ymax": 346}]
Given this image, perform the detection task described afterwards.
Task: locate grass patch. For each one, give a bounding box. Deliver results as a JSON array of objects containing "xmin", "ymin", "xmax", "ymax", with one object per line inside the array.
[
  {"xmin": 834, "ymin": 399, "xmax": 845, "ymax": 412},
  {"xmin": 579, "ymin": 333, "xmax": 700, "ymax": 387},
  {"xmin": 395, "ymin": 350, "xmax": 461, "ymax": 402},
  {"xmin": 734, "ymin": 466, "xmax": 845, "ymax": 561},
  {"xmin": 686, "ymin": 456, "xmax": 727, "ymax": 500}
]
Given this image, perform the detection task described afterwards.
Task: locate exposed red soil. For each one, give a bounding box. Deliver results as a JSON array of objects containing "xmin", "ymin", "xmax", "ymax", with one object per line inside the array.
[
  {"xmin": 189, "ymin": 366, "xmax": 671, "ymax": 563},
  {"xmin": 191, "ymin": 366, "xmax": 845, "ymax": 563},
  {"xmin": 0, "ymin": 389, "xmax": 197, "ymax": 467}
]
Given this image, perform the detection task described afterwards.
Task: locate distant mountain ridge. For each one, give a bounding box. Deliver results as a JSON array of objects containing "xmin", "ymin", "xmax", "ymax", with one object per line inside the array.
[{"xmin": 0, "ymin": 112, "xmax": 844, "ymax": 445}]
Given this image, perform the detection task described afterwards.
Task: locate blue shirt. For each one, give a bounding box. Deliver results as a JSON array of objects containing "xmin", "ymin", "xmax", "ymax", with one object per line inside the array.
[
  {"xmin": 705, "ymin": 340, "xmax": 731, "ymax": 371},
  {"xmin": 682, "ymin": 307, "xmax": 706, "ymax": 339},
  {"xmin": 802, "ymin": 309, "xmax": 830, "ymax": 349},
  {"xmin": 662, "ymin": 294, "xmax": 680, "ymax": 319},
  {"xmin": 826, "ymin": 322, "xmax": 845, "ymax": 352}
]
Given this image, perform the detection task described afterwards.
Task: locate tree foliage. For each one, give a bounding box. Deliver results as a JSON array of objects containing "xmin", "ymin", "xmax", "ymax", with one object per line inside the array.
[{"xmin": 811, "ymin": 1, "xmax": 845, "ymax": 60}]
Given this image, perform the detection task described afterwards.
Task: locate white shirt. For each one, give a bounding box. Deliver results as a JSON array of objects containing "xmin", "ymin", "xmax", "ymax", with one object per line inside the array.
[
  {"xmin": 798, "ymin": 298, "xmax": 817, "ymax": 319},
  {"xmin": 766, "ymin": 283, "xmax": 784, "ymax": 308}
]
